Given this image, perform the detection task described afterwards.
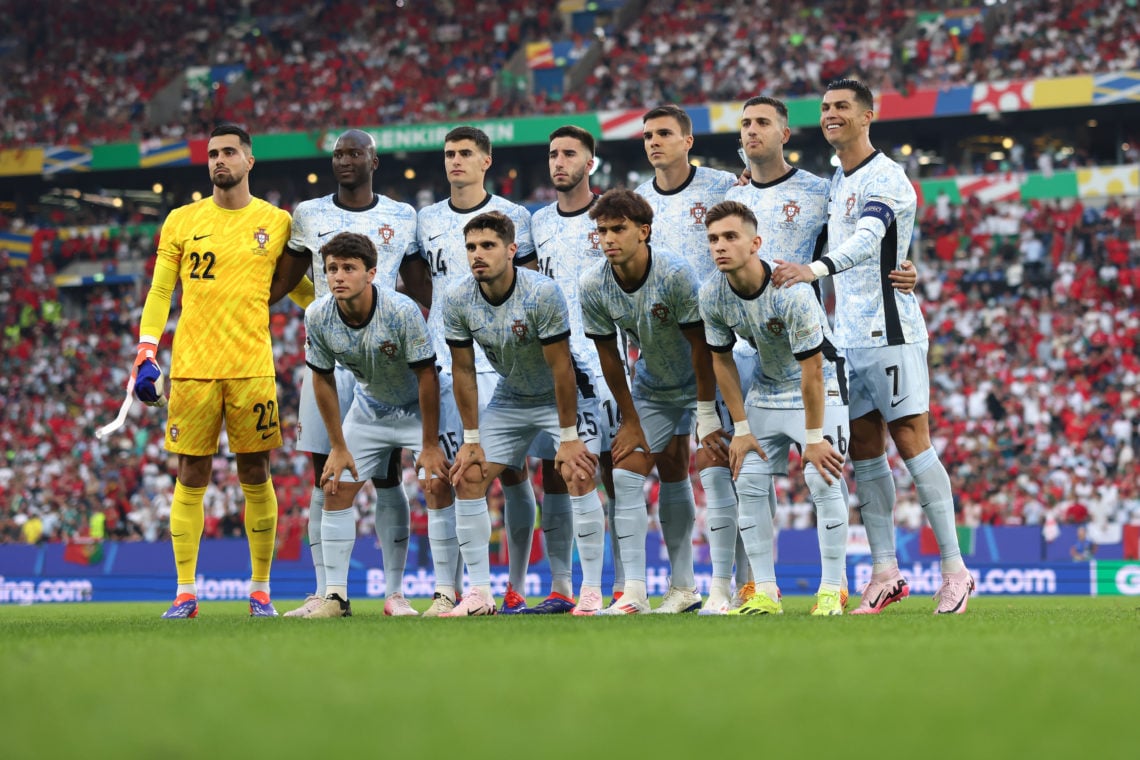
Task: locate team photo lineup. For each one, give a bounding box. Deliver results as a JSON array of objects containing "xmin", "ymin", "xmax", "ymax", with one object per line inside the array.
[{"xmin": 127, "ymin": 78, "xmax": 978, "ymax": 620}]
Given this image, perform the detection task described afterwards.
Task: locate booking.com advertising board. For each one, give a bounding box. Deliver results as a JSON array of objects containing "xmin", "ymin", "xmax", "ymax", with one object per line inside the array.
[{"xmin": 2, "ymin": 535, "xmax": 1138, "ymax": 605}]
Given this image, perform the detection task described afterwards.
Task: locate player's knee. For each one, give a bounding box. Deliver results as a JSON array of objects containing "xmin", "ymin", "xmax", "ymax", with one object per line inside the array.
[
  {"xmin": 803, "ymin": 465, "xmax": 836, "ymax": 499},
  {"xmin": 736, "ymin": 470, "xmax": 769, "ymax": 501},
  {"xmin": 425, "ymin": 477, "xmax": 453, "ymax": 508},
  {"xmin": 455, "ymin": 472, "xmax": 487, "ymax": 500}
]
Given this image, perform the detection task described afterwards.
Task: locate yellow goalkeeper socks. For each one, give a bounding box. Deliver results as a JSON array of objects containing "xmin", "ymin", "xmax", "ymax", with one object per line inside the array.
[
  {"xmin": 170, "ymin": 482, "xmax": 206, "ymax": 590},
  {"xmin": 241, "ymin": 480, "xmax": 278, "ymax": 588}
]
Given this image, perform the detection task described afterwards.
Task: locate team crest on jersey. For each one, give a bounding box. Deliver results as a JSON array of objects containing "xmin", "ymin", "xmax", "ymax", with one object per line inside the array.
[
  {"xmin": 511, "ymin": 319, "xmax": 529, "ymax": 341},
  {"xmin": 378, "ymin": 224, "xmax": 395, "ymax": 245},
  {"xmin": 690, "ymin": 202, "xmax": 708, "ymax": 226},
  {"xmin": 845, "ymin": 194, "xmax": 857, "ymax": 217},
  {"xmin": 379, "ymin": 340, "xmax": 398, "ymax": 358},
  {"xmin": 253, "ymin": 227, "xmax": 270, "ymax": 253},
  {"xmin": 169, "ymin": 424, "xmax": 180, "ymax": 442},
  {"xmin": 587, "ymin": 230, "xmax": 601, "ymax": 250},
  {"xmin": 782, "ymin": 200, "xmax": 801, "ymax": 224},
  {"xmin": 766, "ymin": 318, "xmax": 786, "ymax": 336},
  {"xmin": 650, "ymin": 302, "xmax": 671, "ymax": 324}
]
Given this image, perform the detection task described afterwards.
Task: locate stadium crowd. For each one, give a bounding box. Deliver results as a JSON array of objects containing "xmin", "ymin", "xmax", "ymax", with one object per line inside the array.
[
  {"xmin": 4, "ymin": 0, "xmax": 1139, "ymax": 147},
  {"xmin": 3, "ymin": 191, "xmax": 1138, "ymax": 546}
]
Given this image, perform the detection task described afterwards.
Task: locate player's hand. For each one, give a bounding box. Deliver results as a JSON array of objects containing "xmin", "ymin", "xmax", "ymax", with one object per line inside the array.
[
  {"xmin": 321, "ymin": 445, "xmax": 358, "ymax": 495},
  {"xmin": 735, "ymin": 169, "xmax": 752, "ymax": 187},
  {"xmin": 770, "ymin": 260, "xmax": 815, "ymax": 288},
  {"xmin": 131, "ymin": 342, "xmax": 166, "ymax": 407},
  {"xmin": 611, "ymin": 419, "xmax": 651, "ymax": 466},
  {"xmin": 729, "ymin": 432, "xmax": 767, "ymax": 481},
  {"xmin": 449, "ymin": 442, "xmax": 487, "ymax": 485},
  {"xmin": 802, "ymin": 440, "xmax": 844, "ymax": 486},
  {"xmin": 700, "ymin": 427, "xmax": 732, "ymax": 464},
  {"xmin": 415, "ymin": 443, "xmax": 451, "ymax": 486},
  {"xmin": 890, "ymin": 259, "xmax": 918, "ymax": 294},
  {"xmin": 555, "ymin": 439, "xmax": 598, "ymax": 483}
]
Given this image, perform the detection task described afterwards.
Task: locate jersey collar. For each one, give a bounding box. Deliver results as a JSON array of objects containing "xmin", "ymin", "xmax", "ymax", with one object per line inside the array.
[
  {"xmin": 843, "ymin": 150, "xmax": 880, "ymax": 177},
  {"xmin": 652, "ymin": 165, "xmax": 697, "ymax": 196},
  {"xmin": 750, "ymin": 167, "xmax": 797, "ymax": 189},
  {"xmin": 332, "ymin": 193, "xmax": 380, "ymax": 212},
  {"xmin": 335, "ymin": 284, "xmax": 379, "ymax": 329},
  {"xmin": 448, "ymin": 192, "xmax": 493, "ymax": 214},
  {"xmin": 478, "ymin": 265, "xmax": 518, "ymax": 307},
  {"xmin": 728, "ymin": 259, "xmax": 772, "ymax": 301},
  {"xmin": 557, "ymin": 194, "xmax": 598, "ymax": 218}
]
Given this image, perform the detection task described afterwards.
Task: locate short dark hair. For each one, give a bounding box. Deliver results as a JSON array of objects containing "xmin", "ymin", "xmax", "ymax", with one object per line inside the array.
[
  {"xmin": 548, "ymin": 125, "xmax": 596, "ymax": 156},
  {"xmin": 589, "ymin": 189, "xmax": 654, "ymax": 234},
  {"xmin": 826, "ymin": 79, "xmax": 874, "ymax": 111},
  {"xmin": 706, "ymin": 200, "xmax": 758, "ymax": 230},
  {"xmin": 445, "ymin": 125, "xmax": 492, "ymax": 154},
  {"xmin": 320, "ymin": 232, "xmax": 377, "ymax": 270},
  {"xmin": 742, "ymin": 96, "xmax": 789, "ymax": 125},
  {"xmin": 463, "ymin": 211, "xmax": 515, "ymax": 247},
  {"xmin": 210, "ymin": 123, "xmax": 252, "ymax": 150},
  {"xmin": 642, "ymin": 104, "xmax": 692, "ymax": 136}
]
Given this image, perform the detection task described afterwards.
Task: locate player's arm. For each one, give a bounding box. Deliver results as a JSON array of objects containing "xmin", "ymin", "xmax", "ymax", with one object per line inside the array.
[
  {"xmin": 682, "ymin": 322, "xmax": 729, "ymax": 460},
  {"xmin": 287, "ymin": 275, "xmax": 316, "ymax": 309},
  {"xmin": 132, "ymin": 220, "xmax": 185, "ymax": 406},
  {"xmin": 796, "ymin": 349, "xmax": 843, "ymax": 485},
  {"xmin": 269, "ymin": 245, "xmax": 311, "ymax": 306},
  {"xmin": 543, "ymin": 337, "xmax": 598, "ymax": 482},
  {"xmin": 593, "ymin": 335, "xmax": 650, "ymax": 462},
  {"xmin": 709, "ymin": 348, "xmax": 764, "ymax": 478},
  {"xmin": 312, "ymin": 366, "xmax": 357, "ymax": 493},
  {"xmin": 398, "ymin": 256, "xmax": 433, "ymax": 310},
  {"xmin": 411, "ymin": 362, "xmax": 449, "ymax": 483}
]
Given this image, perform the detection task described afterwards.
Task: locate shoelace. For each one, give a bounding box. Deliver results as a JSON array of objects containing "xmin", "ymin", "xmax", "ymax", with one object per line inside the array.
[{"xmin": 505, "ymin": 588, "xmax": 525, "ymax": 607}]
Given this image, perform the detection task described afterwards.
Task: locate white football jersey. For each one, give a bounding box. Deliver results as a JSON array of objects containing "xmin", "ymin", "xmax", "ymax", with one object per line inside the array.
[
  {"xmin": 636, "ymin": 165, "xmax": 737, "ymax": 282},
  {"xmin": 724, "ymin": 168, "xmax": 829, "ymax": 267},
  {"xmin": 289, "ymin": 193, "xmax": 419, "ymax": 297},
  {"xmin": 822, "ymin": 151, "xmax": 927, "ymax": 348},
  {"xmin": 580, "ymin": 247, "xmax": 701, "ymax": 407},
  {"xmin": 700, "ymin": 264, "xmax": 845, "ymax": 410},
  {"xmin": 305, "ymin": 285, "xmax": 436, "ymax": 412},
  {"xmin": 443, "ymin": 267, "xmax": 573, "ymax": 408},
  {"xmin": 417, "ymin": 194, "xmax": 535, "ymax": 372}
]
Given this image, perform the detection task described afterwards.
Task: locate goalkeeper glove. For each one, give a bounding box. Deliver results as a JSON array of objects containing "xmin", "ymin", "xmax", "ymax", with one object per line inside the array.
[{"xmin": 132, "ymin": 341, "xmax": 166, "ymax": 407}]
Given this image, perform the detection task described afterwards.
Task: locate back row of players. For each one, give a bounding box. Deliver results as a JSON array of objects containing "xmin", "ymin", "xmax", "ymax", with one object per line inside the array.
[{"xmin": 281, "ymin": 79, "xmax": 973, "ymax": 618}]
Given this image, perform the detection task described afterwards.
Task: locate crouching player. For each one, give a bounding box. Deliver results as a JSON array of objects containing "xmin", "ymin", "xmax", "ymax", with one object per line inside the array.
[
  {"xmin": 303, "ymin": 232, "xmax": 452, "ymax": 618},
  {"xmin": 700, "ymin": 201, "xmax": 849, "ymax": 615},
  {"xmin": 444, "ymin": 212, "xmax": 604, "ymax": 616}
]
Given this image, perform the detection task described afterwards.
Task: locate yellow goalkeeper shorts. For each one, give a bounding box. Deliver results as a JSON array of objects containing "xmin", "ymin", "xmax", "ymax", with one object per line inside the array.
[{"xmin": 165, "ymin": 376, "xmax": 282, "ymax": 455}]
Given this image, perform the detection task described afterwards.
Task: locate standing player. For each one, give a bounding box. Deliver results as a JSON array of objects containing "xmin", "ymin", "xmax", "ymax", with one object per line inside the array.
[
  {"xmin": 580, "ymin": 189, "xmax": 729, "ymax": 615},
  {"xmin": 772, "ymin": 79, "xmax": 974, "ymax": 614},
  {"xmin": 130, "ymin": 124, "xmax": 305, "ymax": 618},
  {"xmin": 444, "ymin": 212, "xmax": 604, "ymax": 616},
  {"xmin": 700, "ymin": 201, "xmax": 850, "ymax": 615},
  {"xmin": 418, "ymin": 126, "xmax": 541, "ymax": 614},
  {"xmin": 526, "ymin": 125, "xmax": 623, "ymax": 612},
  {"xmin": 302, "ymin": 232, "xmax": 451, "ymax": 619},
  {"xmin": 636, "ymin": 104, "xmax": 751, "ymax": 612},
  {"xmin": 284, "ymin": 130, "xmax": 433, "ymax": 618}
]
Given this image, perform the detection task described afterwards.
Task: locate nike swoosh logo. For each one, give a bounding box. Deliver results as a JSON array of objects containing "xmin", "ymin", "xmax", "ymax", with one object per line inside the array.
[
  {"xmin": 616, "ymin": 534, "xmax": 633, "ymax": 540},
  {"xmin": 394, "ymin": 536, "xmax": 408, "ymax": 544},
  {"xmin": 825, "ymin": 522, "xmax": 843, "ymax": 530},
  {"xmin": 429, "ymin": 233, "xmax": 445, "ymax": 241},
  {"xmin": 740, "ymin": 525, "xmax": 755, "ymax": 531},
  {"xmin": 710, "ymin": 525, "xmax": 729, "ymax": 531},
  {"xmin": 251, "ymin": 527, "xmax": 271, "ymax": 533},
  {"xmin": 577, "ymin": 531, "xmax": 598, "ymax": 539},
  {"xmin": 536, "ymin": 237, "xmax": 553, "ymax": 248},
  {"xmin": 318, "ymin": 230, "xmax": 336, "ymax": 237},
  {"xmin": 170, "ymin": 532, "xmax": 186, "ymax": 538},
  {"xmin": 866, "ymin": 589, "xmax": 886, "ymax": 607},
  {"xmin": 193, "ymin": 234, "xmax": 210, "ymax": 241},
  {"xmin": 459, "ymin": 540, "xmax": 471, "ymax": 547},
  {"xmin": 542, "ymin": 527, "xmax": 559, "ymax": 534},
  {"xmin": 856, "ymin": 502, "xmax": 870, "ymax": 511},
  {"xmin": 890, "ymin": 395, "xmax": 910, "ymax": 408},
  {"xmin": 261, "ymin": 432, "xmax": 276, "ymax": 440}
]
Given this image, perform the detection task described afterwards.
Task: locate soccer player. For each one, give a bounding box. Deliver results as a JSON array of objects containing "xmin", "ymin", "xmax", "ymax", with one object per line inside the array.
[
  {"xmin": 417, "ymin": 126, "xmax": 541, "ymax": 614},
  {"xmin": 130, "ymin": 124, "xmax": 305, "ymax": 618},
  {"xmin": 700, "ymin": 201, "xmax": 849, "ymax": 615},
  {"xmin": 443, "ymin": 212, "xmax": 604, "ymax": 616},
  {"xmin": 580, "ymin": 189, "xmax": 729, "ymax": 615},
  {"xmin": 303, "ymin": 232, "xmax": 452, "ymax": 619},
  {"xmin": 771, "ymin": 79, "xmax": 974, "ymax": 614},
  {"xmin": 526, "ymin": 125, "xmax": 622, "ymax": 613},
  {"xmin": 636, "ymin": 104, "xmax": 751, "ymax": 612},
  {"xmin": 284, "ymin": 130, "xmax": 433, "ymax": 618}
]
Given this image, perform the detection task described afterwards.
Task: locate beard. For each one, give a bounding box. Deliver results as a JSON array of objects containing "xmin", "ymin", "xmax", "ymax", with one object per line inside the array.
[
  {"xmin": 211, "ymin": 170, "xmax": 242, "ymax": 189},
  {"xmin": 552, "ymin": 167, "xmax": 586, "ymax": 192}
]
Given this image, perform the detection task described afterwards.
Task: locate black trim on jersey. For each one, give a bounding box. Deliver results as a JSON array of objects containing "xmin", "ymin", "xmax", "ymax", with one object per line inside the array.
[
  {"xmin": 332, "ymin": 193, "xmax": 380, "ymax": 212},
  {"xmin": 585, "ymin": 331, "xmax": 618, "ymax": 342},
  {"xmin": 821, "ymin": 257, "xmax": 838, "ymax": 276},
  {"xmin": 335, "ymin": 284, "xmax": 379, "ymax": 329},
  {"xmin": 678, "ymin": 320, "xmax": 704, "ymax": 332},
  {"xmin": 810, "ymin": 227, "xmax": 828, "ymax": 304},
  {"xmin": 446, "ymin": 337, "xmax": 474, "ymax": 348},
  {"xmin": 514, "ymin": 250, "xmax": 538, "ymax": 266},
  {"xmin": 286, "ymin": 244, "xmax": 310, "ymax": 259},
  {"xmin": 651, "ymin": 165, "xmax": 697, "ymax": 196},
  {"xmin": 843, "ymin": 150, "xmax": 880, "ymax": 177},
  {"xmin": 820, "ymin": 338, "xmax": 849, "ymax": 404},
  {"xmin": 408, "ymin": 356, "xmax": 437, "ymax": 370},
  {"xmin": 879, "ymin": 220, "xmax": 905, "ymax": 345},
  {"xmin": 570, "ymin": 355, "xmax": 597, "ymax": 399},
  {"xmin": 793, "ymin": 344, "xmax": 823, "ymax": 361},
  {"xmin": 613, "ymin": 246, "xmax": 653, "ymax": 293},
  {"xmin": 448, "ymin": 193, "xmax": 492, "ymax": 215},
  {"xmin": 728, "ymin": 260, "xmax": 773, "ymax": 301},
  {"xmin": 307, "ymin": 361, "xmax": 335, "ymax": 375},
  {"xmin": 477, "ymin": 266, "xmax": 518, "ymax": 306},
  {"xmin": 750, "ymin": 167, "xmax": 797, "ymax": 189},
  {"xmin": 557, "ymin": 195, "xmax": 599, "ymax": 218},
  {"xmin": 708, "ymin": 343, "xmax": 735, "ymax": 354},
  {"xmin": 539, "ymin": 329, "xmax": 572, "ymax": 346}
]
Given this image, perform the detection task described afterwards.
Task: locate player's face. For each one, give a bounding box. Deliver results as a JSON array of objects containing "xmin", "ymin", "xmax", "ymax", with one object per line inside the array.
[
  {"xmin": 332, "ymin": 136, "xmax": 377, "ymax": 190},
  {"xmin": 642, "ymin": 116, "xmax": 693, "ymax": 170},
  {"xmin": 444, "ymin": 139, "xmax": 491, "ymax": 189},
  {"xmin": 707, "ymin": 216, "xmax": 760, "ymax": 274},
  {"xmin": 740, "ymin": 104, "xmax": 790, "ymax": 164},
  {"xmin": 595, "ymin": 216, "xmax": 649, "ymax": 267},
  {"xmin": 465, "ymin": 228, "xmax": 517, "ymax": 284},
  {"xmin": 323, "ymin": 255, "xmax": 375, "ymax": 301},
  {"xmin": 820, "ymin": 89, "xmax": 872, "ymax": 149},
  {"xmin": 207, "ymin": 135, "xmax": 253, "ymax": 190},
  {"xmin": 548, "ymin": 137, "xmax": 593, "ymax": 192}
]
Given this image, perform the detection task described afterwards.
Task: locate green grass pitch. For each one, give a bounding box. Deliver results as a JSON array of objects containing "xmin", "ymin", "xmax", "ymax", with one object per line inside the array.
[{"xmin": 2, "ymin": 596, "xmax": 1137, "ymax": 759}]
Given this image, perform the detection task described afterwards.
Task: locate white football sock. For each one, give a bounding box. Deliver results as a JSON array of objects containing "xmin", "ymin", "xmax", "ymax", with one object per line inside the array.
[{"xmin": 375, "ymin": 486, "xmax": 410, "ymax": 598}]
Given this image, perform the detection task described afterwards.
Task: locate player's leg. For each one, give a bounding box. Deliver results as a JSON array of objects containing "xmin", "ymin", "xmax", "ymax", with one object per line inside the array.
[
  {"xmin": 372, "ymin": 451, "xmax": 417, "ymax": 616},
  {"xmin": 805, "ymin": 408, "xmax": 850, "ymax": 616},
  {"xmin": 306, "ymin": 479, "xmax": 364, "ymax": 619},
  {"xmin": 284, "ymin": 453, "xmax": 328, "ymax": 617},
  {"xmin": 425, "ymin": 381, "xmax": 462, "ymax": 616},
  {"xmin": 526, "ymin": 459, "xmax": 575, "ymax": 613},
  {"xmin": 162, "ymin": 378, "xmax": 224, "ymax": 619},
  {"xmin": 554, "ymin": 400, "xmax": 606, "ymax": 615},
  {"xmin": 654, "ymin": 433, "xmax": 701, "ymax": 613},
  {"xmin": 699, "ymin": 398, "xmax": 737, "ymax": 614},
  {"xmin": 597, "ymin": 390, "xmax": 623, "ymax": 603}
]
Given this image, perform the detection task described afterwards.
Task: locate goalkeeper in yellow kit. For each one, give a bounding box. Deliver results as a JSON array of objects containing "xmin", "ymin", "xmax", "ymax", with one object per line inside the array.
[{"xmin": 131, "ymin": 124, "xmax": 311, "ymax": 618}]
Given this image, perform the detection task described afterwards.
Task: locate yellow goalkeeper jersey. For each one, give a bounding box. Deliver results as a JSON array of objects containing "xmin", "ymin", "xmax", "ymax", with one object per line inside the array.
[{"xmin": 140, "ymin": 197, "xmax": 292, "ymax": 379}]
